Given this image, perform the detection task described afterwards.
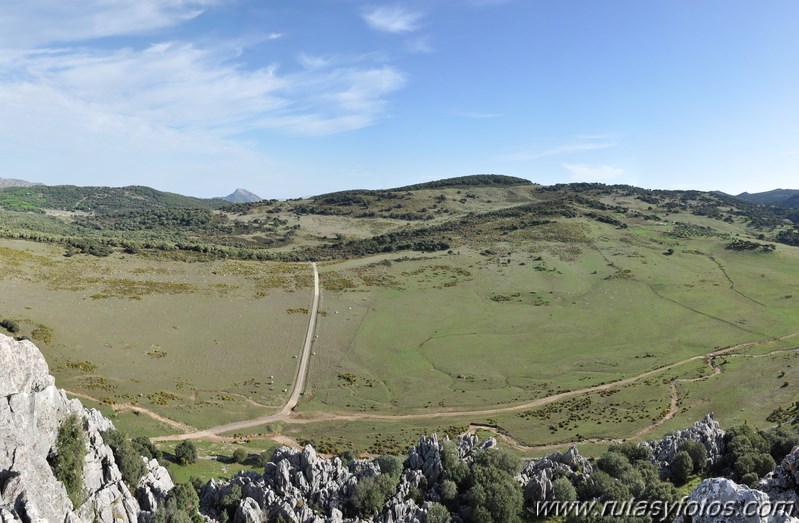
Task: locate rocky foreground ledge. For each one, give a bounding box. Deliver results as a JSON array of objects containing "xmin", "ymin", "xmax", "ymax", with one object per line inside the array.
[
  {"xmin": 3, "ymin": 332, "xmax": 799, "ymax": 523},
  {"xmin": 0, "ymin": 334, "xmax": 170, "ymax": 523}
]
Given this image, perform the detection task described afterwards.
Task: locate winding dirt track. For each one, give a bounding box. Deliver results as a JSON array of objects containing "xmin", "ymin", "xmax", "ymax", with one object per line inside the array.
[
  {"xmin": 148, "ymin": 329, "xmax": 799, "ymax": 444},
  {"xmin": 58, "ymin": 254, "xmax": 799, "ymax": 451},
  {"xmin": 69, "ymin": 257, "xmax": 795, "ymax": 447}
]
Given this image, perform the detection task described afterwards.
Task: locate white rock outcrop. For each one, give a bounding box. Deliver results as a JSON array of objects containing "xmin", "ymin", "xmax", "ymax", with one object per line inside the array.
[{"xmin": 0, "ymin": 333, "xmax": 141, "ymax": 522}]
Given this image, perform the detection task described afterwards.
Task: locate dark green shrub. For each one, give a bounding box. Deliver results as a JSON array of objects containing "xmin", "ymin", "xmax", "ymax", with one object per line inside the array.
[
  {"xmin": 677, "ymin": 440, "xmax": 708, "ymax": 474},
  {"xmin": 440, "ymin": 441, "xmax": 468, "ymax": 486},
  {"xmin": 350, "ymin": 474, "xmax": 398, "ymax": 518},
  {"xmin": 339, "ymin": 449, "xmax": 356, "ymax": 466},
  {"xmin": 551, "ymin": 477, "xmax": 577, "ymax": 501},
  {"xmin": 49, "ymin": 414, "xmax": 87, "ymax": 507},
  {"xmin": 376, "ymin": 455, "xmax": 404, "ymax": 478},
  {"xmin": 764, "ymin": 427, "xmax": 799, "ymax": 462},
  {"xmin": 174, "ymin": 440, "xmax": 197, "ymax": 465},
  {"xmin": 132, "ymin": 435, "xmax": 162, "ymax": 460},
  {"xmin": 103, "ymin": 429, "xmax": 147, "ymax": 488},
  {"xmin": 670, "ymin": 451, "xmax": 693, "ymax": 486},
  {"xmin": 153, "ymin": 483, "xmax": 202, "ymax": 523},
  {"xmin": 577, "ymin": 470, "xmax": 630, "ymax": 502},
  {"xmin": 466, "ymin": 450, "xmax": 524, "ymax": 523},
  {"xmin": 597, "ymin": 451, "xmax": 632, "ymax": 478},
  {"xmin": 426, "ymin": 502, "xmax": 450, "ymax": 523},
  {"xmin": 231, "ymin": 448, "xmax": 248, "ymax": 464},
  {"xmin": 741, "ymin": 472, "xmax": 761, "ymax": 487},
  {"xmin": 439, "ymin": 479, "xmax": 458, "ymax": 502},
  {"xmin": 608, "ymin": 441, "xmax": 652, "ymax": 463},
  {"xmin": 254, "ymin": 451, "xmax": 271, "ymax": 468},
  {"xmin": 0, "ymin": 319, "xmax": 19, "ymax": 333}
]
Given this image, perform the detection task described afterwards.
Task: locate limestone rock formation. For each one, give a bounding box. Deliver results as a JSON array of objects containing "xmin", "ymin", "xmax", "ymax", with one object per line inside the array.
[
  {"xmin": 0, "ymin": 333, "xmax": 167, "ymax": 523},
  {"xmin": 673, "ymin": 477, "xmax": 799, "ymax": 523},
  {"xmin": 645, "ymin": 413, "xmax": 726, "ymax": 473},
  {"xmin": 518, "ymin": 445, "xmax": 593, "ymax": 504}
]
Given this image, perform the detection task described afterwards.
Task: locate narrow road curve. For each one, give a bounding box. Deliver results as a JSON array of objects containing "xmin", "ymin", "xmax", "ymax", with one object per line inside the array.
[{"xmin": 153, "ymin": 261, "xmax": 320, "ymax": 442}]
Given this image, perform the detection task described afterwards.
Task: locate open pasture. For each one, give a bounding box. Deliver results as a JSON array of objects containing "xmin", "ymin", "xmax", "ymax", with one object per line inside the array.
[{"xmin": 0, "ymin": 239, "xmax": 315, "ymax": 428}]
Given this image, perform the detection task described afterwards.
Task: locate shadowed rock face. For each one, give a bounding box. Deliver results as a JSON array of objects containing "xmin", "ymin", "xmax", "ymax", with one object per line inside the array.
[{"xmin": 0, "ymin": 334, "xmax": 172, "ymax": 523}]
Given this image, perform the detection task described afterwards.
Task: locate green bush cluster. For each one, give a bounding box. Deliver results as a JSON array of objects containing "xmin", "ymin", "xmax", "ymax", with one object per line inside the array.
[
  {"xmin": 435, "ymin": 442, "xmax": 524, "ymax": 523},
  {"xmin": 48, "ymin": 414, "xmax": 87, "ymax": 507},
  {"xmin": 174, "ymin": 440, "xmax": 198, "ymax": 465},
  {"xmin": 716, "ymin": 424, "xmax": 799, "ymax": 486},
  {"xmin": 103, "ymin": 429, "xmax": 162, "ymax": 488},
  {"xmin": 0, "ymin": 318, "xmax": 19, "ymax": 333}
]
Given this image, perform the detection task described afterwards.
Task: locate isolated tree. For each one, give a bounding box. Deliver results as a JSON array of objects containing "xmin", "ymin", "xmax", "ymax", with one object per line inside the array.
[
  {"xmin": 174, "ymin": 440, "xmax": 197, "ymax": 465},
  {"xmin": 231, "ymin": 448, "xmax": 248, "ymax": 464}
]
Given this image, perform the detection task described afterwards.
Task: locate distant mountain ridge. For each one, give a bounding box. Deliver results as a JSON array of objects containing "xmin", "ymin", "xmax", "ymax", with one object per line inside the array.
[
  {"xmin": 0, "ymin": 177, "xmax": 40, "ymax": 188},
  {"xmin": 223, "ymin": 188, "xmax": 262, "ymax": 203},
  {"xmin": 736, "ymin": 189, "xmax": 799, "ymax": 208}
]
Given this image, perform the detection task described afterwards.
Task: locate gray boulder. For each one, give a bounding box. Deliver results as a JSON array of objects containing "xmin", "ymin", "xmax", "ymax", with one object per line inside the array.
[
  {"xmin": 0, "ymin": 333, "xmax": 141, "ymax": 523},
  {"xmin": 518, "ymin": 446, "xmax": 592, "ymax": 505},
  {"xmin": 645, "ymin": 413, "xmax": 725, "ymax": 474},
  {"xmin": 674, "ymin": 478, "xmax": 799, "ymax": 523}
]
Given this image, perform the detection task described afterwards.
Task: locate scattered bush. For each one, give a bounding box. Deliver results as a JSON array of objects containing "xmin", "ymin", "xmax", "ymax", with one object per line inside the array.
[
  {"xmin": 174, "ymin": 440, "xmax": 197, "ymax": 465},
  {"xmin": 231, "ymin": 448, "xmax": 248, "ymax": 464},
  {"xmin": 103, "ymin": 429, "xmax": 147, "ymax": 488},
  {"xmin": 0, "ymin": 319, "xmax": 19, "ymax": 333},
  {"xmin": 48, "ymin": 414, "xmax": 87, "ymax": 507}
]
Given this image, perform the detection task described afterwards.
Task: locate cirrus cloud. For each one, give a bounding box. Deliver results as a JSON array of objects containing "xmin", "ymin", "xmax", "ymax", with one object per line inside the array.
[{"xmin": 362, "ymin": 5, "xmax": 424, "ymax": 33}]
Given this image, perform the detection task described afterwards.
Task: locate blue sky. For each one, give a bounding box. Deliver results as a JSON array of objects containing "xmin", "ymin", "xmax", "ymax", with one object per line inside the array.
[{"xmin": 0, "ymin": 1, "xmax": 797, "ymax": 198}]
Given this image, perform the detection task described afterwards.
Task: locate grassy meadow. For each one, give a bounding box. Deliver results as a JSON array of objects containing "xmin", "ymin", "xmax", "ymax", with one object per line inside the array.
[{"xmin": 3, "ymin": 179, "xmax": 799, "ymax": 478}]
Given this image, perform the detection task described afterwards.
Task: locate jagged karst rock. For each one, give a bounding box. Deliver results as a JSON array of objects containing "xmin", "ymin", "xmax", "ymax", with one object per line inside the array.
[
  {"xmin": 758, "ymin": 445, "xmax": 799, "ymax": 507},
  {"xmin": 645, "ymin": 413, "xmax": 725, "ymax": 474},
  {"xmin": 673, "ymin": 477, "xmax": 799, "ymax": 523},
  {"xmin": 0, "ymin": 333, "xmax": 142, "ymax": 523},
  {"xmin": 137, "ymin": 457, "xmax": 175, "ymax": 516},
  {"xmin": 518, "ymin": 445, "xmax": 592, "ymax": 504},
  {"xmin": 201, "ymin": 445, "xmax": 365, "ymax": 522}
]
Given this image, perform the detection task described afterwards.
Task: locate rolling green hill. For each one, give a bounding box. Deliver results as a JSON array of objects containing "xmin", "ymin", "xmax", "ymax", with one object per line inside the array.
[{"xmin": 737, "ymin": 189, "xmax": 799, "ymax": 208}]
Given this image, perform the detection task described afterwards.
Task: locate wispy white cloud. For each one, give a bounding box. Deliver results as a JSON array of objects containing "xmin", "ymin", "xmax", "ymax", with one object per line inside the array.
[
  {"xmin": 267, "ymin": 32, "xmax": 285, "ymax": 40},
  {"xmin": 297, "ymin": 52, "xmax": 332, "ymax": 70},
  {"xmin": 1, "ymin": 43, "xmax": 405, "ymax": 137},
  {"xmin": 452, "ymin": 111, "xmax": 501, "ymax": 119},
  {"xmin": 562, "ymin": 162, "xmax": 625, "ymax": 182},
  {"xmin": 0, "ymin": 0, "xmax": 222, "ymax": 47},
  {"xmin": 408, "ymin": 35, "xmax": 434, "ymax": 54},
  {"xmin": 362, "ymin": 5, "xmax": 423, "ymax": 33},
  {"xmin": 499, "ymin": 139, "xmax": 617, "ymax": 161},
  {"xmin": 465, "ymin": 0, "xmax": 515, "ymax": 7}
]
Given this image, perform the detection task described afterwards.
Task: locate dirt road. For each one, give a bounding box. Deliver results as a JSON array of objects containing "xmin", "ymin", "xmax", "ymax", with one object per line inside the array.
[{"xmin": 153, "ymin": 261, "xmax": 320, "ymax": 442}]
